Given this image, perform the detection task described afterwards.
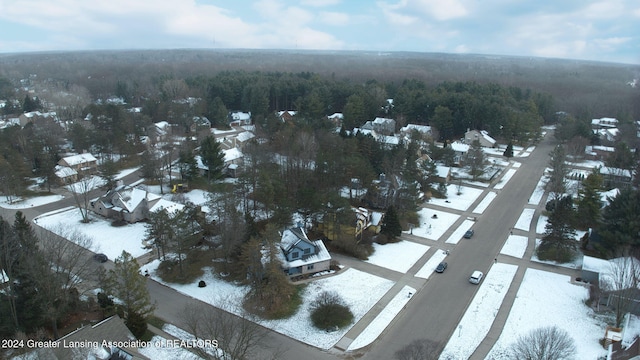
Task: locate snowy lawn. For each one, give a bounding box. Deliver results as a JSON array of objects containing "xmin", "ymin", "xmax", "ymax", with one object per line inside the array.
[
  {"xmin": 494, "ymin": 168, "xmax": 517, "ymax": 190},
  {"xmin": 445, "ymin": 219, "xmax": 475, "ymax": 244},
  {"xmin": 441, "ymin": 263, "xmax": 518, "ymax": 359},
  {"xmin": 487, "ymin": 269, "xmax": 608, "ymax": 360},
  {"xmin": 36, "ymin": 208, "xmax": 150, "ymax": 259},
  {"xmin": 531, "ymin": 239, "xmax": 584, "ymax": 269},
  {"xmin": 428, "ymin": 185, "xmax": 484, "ymax": 211},
  {"xmin": 500, "ymin": 235, "xmax": 528, "ymax": 258},
  {"xmin": 529, "ymin": 176, "xmax": 546, "ymax": 205},
  {"xmin": 410, "ymin": 208, "xmax": 460, "ymax": 241},
  {"xmin": 472, "ymin": 191, "xmax": 497, "ymax": 214},
  {"xmin": 0, "ymin": 194, "xmax": 64, "ymax": 208},
  {"xmin": 366, "ymin": 241, "xmax": 430, "ymax": 273},
  {"xmin": 347, "ymin": 285, "xmax": 416, "ymax": 351},
  {"xmin": 140, "ymin": 262, "xmax": 395, "ymax": 350},
  {"xmin": 513, "ymin": 208, "xmax": 535, "ymax": 231},
  {"xmin": 536, "ymin": 215, "xmax": 548, "ymax": 234},
  {"xmin": 414, "ymin": 250, "xmax": 449, "ymax": 279}
]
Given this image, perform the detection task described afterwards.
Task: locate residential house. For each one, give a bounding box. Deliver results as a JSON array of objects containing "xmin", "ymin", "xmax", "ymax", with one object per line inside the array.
[
  {"xmin": 585, "ymin": 145, "xmax": 615, "ymax": 161},
  {"xmin": 276, "ymin": 110, "xmax": 297, "ymax": 123},
  {"xmin": 54, "ymin": 165, "xmax": 78, "ymax": 184},
  {"xmin": 58, "ymin": 153, "xmax": 98, "ymax": 175},
  {"xmin": 189, "ymin": 116, "xmax": 211, "ymax": 133},
  {"xmin": 372, "ymin": 117, "xmax": 396, "ymax": 135},
  {"xmin": 327, "ymin": 113, "xmax": 343, "ymax": 127},
  {"xmin": 228, "ymin": 111, "xmax": 252, "ymax": 126},
  {"xmin": 147, "ymin": 121, "xmax": 172, "ymax": 144},
  {"xmin": 90, "ymin": 185, "xmax": 184, "ymax": 223},
  {"xmin": 595, "ymin": 128, "xmax": 620, "ymax": 143},
  {"xmin": 450, "ymin": 142, "xmax": 470, "ymax": 166},
  {"xmin": 599, "ymin": 166, "xmax": 633, "ymax": 188},
  {"xmin": 24, "ymin": 315, "xmax": 148, "ymax": 360},
  {"xmin": 400, "ymin": 124, "xmax": 432, "ymax": 138},
  {"xmin": 582, "ymin": 255, "xmax": 640, "ymax": 316},
  {"xmin": 18, "ymin": 111, "xmax": 57, "ymax": 127},
  {"xmin": 592, "ymin": 117, "xmax": 619, "ymax": 130},
  {"xmin": 278, "ymin": 227, "xmax": 331, "ymax": 278},
  {"xmin": 464, "ymin": 129, "xmax": 496, "ymax": 148}
]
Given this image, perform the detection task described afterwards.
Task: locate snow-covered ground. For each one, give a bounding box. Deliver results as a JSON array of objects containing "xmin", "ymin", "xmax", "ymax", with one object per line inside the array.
[
  {"xmin": 366, "ymin": 241, "xmax": 430, "ymax": 273},
  {"xmin": 514, "ymin": 208, "xmax": 535, "ymax": 231},
  {"xmin": 414, "ymin": 250, "xmax": 448, "ymax": 279},
  {"xmin": 500, "ymin": 235, "xmax": 528, "ymax": 258},
  {"xmin": 347, "ymin": 285, "xmax": 416, "ymax": 351},
  {"xmin": 529, "ymin": 175, "xmax": 547, "ymax": 205},
  {"xmin": 487, "ymin": 269, "xmax": 608, "ymax": 360},
  {"xmin": 35, "ymin": 208, "xmax": 150, "ymax": 259},
  {"xmin": 441, "ymin": 263, "xmax": 519, "ymax": 359},
  {"xmin": 445, "ymin": 219, "xmax": 475, "ymax": 245},
  {"xmin": 494, "ymin": 168, "xmax": 516, "ymax": 190},
  {"xmin": 472, "ymin": 191, "xmax": 497, "ymax": 214},
  {"xmin": 410, "ymin": 208, "xmax": 460, "ymax": 241},
  {"xmin": 428, "ymin": 184, "xmax": 484, "ymax": 211},
  {"xmin": 139, "ymin": 262, "xmax": 394, "ymax": 350}
]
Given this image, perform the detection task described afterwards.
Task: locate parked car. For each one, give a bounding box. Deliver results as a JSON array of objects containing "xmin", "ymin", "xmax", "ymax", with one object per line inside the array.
[
  {"xmin": 463, "ymin": 229, "xmax": 474, "ymax": 239},
  {"xmin": 469, "ymin": 270, "xmax": 483, "ymax": 284},
  {"xmin": 93, "ymin": 253, "xmax": 108, "ymax": 263},
  {"xmin": 435, "ymin": 262, "xmax": 448, "ymax": 273}
]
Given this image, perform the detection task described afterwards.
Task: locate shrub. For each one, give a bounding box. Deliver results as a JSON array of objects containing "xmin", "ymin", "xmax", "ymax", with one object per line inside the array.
[{"xmin": 310, "ymin": 291, "xmax": 353, "ymax": 331}]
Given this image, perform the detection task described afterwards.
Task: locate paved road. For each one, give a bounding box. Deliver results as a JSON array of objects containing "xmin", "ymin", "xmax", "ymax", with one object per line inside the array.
[{"xmin": 357, "ymin": 132, "xmax": 560, "ymax": 360}]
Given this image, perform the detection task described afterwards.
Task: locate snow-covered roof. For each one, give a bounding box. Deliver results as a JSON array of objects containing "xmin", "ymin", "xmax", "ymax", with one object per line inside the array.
[
  {"xmin": 155, "ymin": 121, "xmax": 170, "ymax": 130},
  {"xmin": 61, "ymin": 153, "xmax": 97, "ymax": 166},
  {"xmin": 373, "ymin": 117, "xmax": 394, "ymax": 125},
  {"xmin": 377, "ymin": 134, "xmax": 400, "ymax": 145},
  {"xmin": 277, "ymin": 110, "xmax": 297, "ymax": 117},
  {"xmin": 149, "ymin": 198, "xmax": 185, "ymax": 215},
  {"xmin": 55, "ymin": 165, "xmax": 77, "ymax": 178},
  {"xmin": 401, "ymin": 124, "xmax": 432, "ymax": 134},
  {"xmin": 436, "ymin": 165, "xmax": 451, "ymax": 178},
  {"xmin": 479, "ymin": 130, "xmax": 496, "ymax": 145},
  {"xmin": 328, "ymin": 113, "xmax": 344, "ymax": 119},
  {"xmin": 599, "ymin": 166, "xmax": 632, "ymax": 178},
  {"xmin": 582, "ymin": 255, "xmax": 611, "ymax": 274},
  {"xmin": 223, "ymin": 148, "xmax": 243, "ymax": 163},
  {"xmin": 230, "ymin": 111, "xmax": 251, "ymax": 121},
  {"xmin": 236, "ymin": 131, "xmax": 255, "ymax": 142},
  {"xmin": 286, "ymin": 239, "xmax": 331, "ymax": 268},
  {"xmin": 591, "ymin": 117, "xmax": 618, "ymax": 127},
  {"xmin": 114, "ymin": 187, "xmax": 161, "ymax": 213},
  {"xmin": 450, "ymin": 142, "xmax": 469, "ymax": 153}
]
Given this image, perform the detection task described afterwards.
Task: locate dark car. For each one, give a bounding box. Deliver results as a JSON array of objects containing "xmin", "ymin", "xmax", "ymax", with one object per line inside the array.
[
  {"xmin": 435, "ymin": 262, "xmax": 448, "ymax": 273},
  {"xmin": 463, "ymin": 229, "xmax": 474, "ymax": 239},
  {"xmin": 93, "ymin": 253, "xmax": 108, "ymax": 263}
]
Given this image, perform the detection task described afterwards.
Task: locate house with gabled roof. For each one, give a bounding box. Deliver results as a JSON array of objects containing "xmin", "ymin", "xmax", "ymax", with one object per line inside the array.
[
  {"xmin": 372, "ymin": 117, "xmax": 396, "ymax": 135},
  {"xmin": 278, "ymin": 227, "xmax": 331, "ymax": 278},
  {"xmin": 228, "ymin": 111, "xmax": 251, "ymax": 126},
  {"xmin": 464, "ymin": 129, "xmax": 496, "ymax": 148},
  {"xmin": 58, "ymin": 153, "xmax": 98, "ymax": 175},
  {"xmin": 276, "ymin": 110, "xmax": 297, "ymax": 123},
  {"xmin": 90, "ymin": 185, "xmax": 184, "ymax": 223}
]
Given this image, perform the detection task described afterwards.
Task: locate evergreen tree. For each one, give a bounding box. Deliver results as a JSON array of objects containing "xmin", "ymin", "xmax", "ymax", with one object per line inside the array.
[
  {"xmin": 199, "ymin": 136, "xmax": 225, "ymax": 181},
  {"xmin": 599, "ymin": 188, "xmax": 640, "ymax": 253},
  {"xmin": 465, "ymin": 140, "xmax": 486, "ymax": 181},
  {"xmin": 575, "ymin": 169, "xmax": 603, "ymax": 230},
  {"xmin": 503, "ymin": 141, "xmax": 514, "ymax": 158},
  {"xmin": 381, "ymin": 206, "xmax": 402, "ymax": 238},
  {"xmin": 537, "ymin": 196, "xmax": 577, "ymax": 262},
  {"xmin": 103, "ymin": 251, "xmax": 156, "ymax": 322},
  {"xmin": 100, "ymin": 158, "xmax": 119, "ymax": 190},
  {"xmin": 546, "ymin": 145, "xmax": 569, "ymax": 200},
  {"xmin": 178, "ymin": 150, "xmax": 198, "ymax": 181}
]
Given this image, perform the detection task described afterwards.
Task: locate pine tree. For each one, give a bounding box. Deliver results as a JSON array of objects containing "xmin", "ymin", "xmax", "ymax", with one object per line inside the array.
[
  {"xmin": 537, "ymin": 196, "xmax": 577, "ymax": 262},
  {"xmin": 575, "ymin": 169, "xmax": 603, "ymax": 230},
  {"xmin": 381, "ymin": 206, "xmax": 402, "ymax": 238},
  {"xmin": 600, "ymin": 188, "xmax": 640, "ymax": 253},
  {"xmin": 503, "ymin": 141, "xmax": 514, "ymax": 158},
  {"xmin": 103, "ymin": 251, "xmax": 155, "ymax": 322},
  {"xmin": 199, "ymin": 136, "xmax": 225, "ymax": 181}
]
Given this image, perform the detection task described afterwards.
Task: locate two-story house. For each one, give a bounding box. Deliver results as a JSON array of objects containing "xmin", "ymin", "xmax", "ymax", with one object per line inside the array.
[{"xmin": 278, "ymin": 227, "xmax": 331, "ymax": 278}]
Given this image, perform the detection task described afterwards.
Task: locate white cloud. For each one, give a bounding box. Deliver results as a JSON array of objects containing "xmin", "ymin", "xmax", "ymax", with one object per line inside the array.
[{"xmin": 410, "ymin": 0, "xmax": 468, "ymax": 20}]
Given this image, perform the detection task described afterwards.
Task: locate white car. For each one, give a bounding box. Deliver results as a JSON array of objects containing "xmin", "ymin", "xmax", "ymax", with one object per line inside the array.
[{"xmin": 469, "ymin": 270, "xmax": 483, "ymax": 284}]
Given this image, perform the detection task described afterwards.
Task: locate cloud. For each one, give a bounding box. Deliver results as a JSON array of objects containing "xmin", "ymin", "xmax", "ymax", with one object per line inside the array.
[{"xmin": 318, "ymin": 11, "xmax": 350, "ymax": 26}]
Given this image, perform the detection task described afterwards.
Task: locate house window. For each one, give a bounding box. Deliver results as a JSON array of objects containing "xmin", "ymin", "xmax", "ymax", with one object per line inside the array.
[
  {"xmin": 292, "ymin": 251, "xmax": 299, "ymax": 259},
  {"xmin": 307, "ymin": 264, "xmax": 314, "ymax": 270},
  {"xmin": 304, "ymin": 248, "xmax": 311, "ymax": 254}
]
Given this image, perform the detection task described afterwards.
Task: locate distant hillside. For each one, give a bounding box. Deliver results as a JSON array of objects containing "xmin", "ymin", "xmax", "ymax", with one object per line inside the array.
[{"xmin": 1, "ymin": 49, "xmax": 638, "ymax": 119}]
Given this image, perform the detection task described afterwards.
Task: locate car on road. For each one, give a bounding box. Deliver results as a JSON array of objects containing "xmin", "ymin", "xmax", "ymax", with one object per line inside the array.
[
  {"xmin": 469, "ymin": 270, "xmax": 483, "ymax": 284},
  {"xmin": 463, "ymin": 229, "xmax": 474, "ymax": 239},
  {"xmin": 93, "ymin": 253, "xmax": 108, "ymax": 263},
  {"xmin": 435, "ymin": 262, "xmax": 448, "ymax": 273}
]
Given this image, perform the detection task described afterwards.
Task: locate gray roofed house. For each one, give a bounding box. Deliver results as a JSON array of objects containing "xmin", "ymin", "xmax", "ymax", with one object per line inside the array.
[{"xmin": 278, "ymin": 227, "xmax": 331, "ymax": 278}]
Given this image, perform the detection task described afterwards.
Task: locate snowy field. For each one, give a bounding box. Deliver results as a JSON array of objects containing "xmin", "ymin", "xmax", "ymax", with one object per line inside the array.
[
  {"xmin": 366, "ymin": 241, "xmax": 430, "ymax": 273},
  {"xmin": 441, "ymin": 263, "xmax": 519, "ymax": 359},
  {"xmin": 410, "ymin": 208, "xmax": 460, "ymax": 241},
  {"xmin": 529, "ymin": 175, "xmax": 547, "ymax": 205},
  {"xmin": 472, "ymin": 191, "xmax": 497, "ymax": 214},
  {"xmin": 35, "ymin": 208, "xmax": 150, "ymax": 259},
  {"xmin": 428, "ymin": 185, "xmax": 484, "ymax": 211},
  {"xmin": 414, "ymin": 250, "xmax": 449, "ymax": 279},
  {"xmin": 494, "ymin": 168, "xmax": 517, "ymax": 190},
  {"xmin": 445, "ymin": 219, "xmax": 475, "ymax": 244},
  {"xmin": 487, "ymin": 269, "xmax": 608, "ymax": 360},
  {"xmin": 500, "ymin": 235, "xmax": 528, "ymax": 258},
  {"xmin": 139, "ymin": 262, "xmax": 395, "ymax": 350},
  {"xmin": 513, "ymin": 208, "xmax": 535, "ymax": 231},
  {"xmin": 347, "ymin": 285, "xmax": 416, "ymax": 351}
]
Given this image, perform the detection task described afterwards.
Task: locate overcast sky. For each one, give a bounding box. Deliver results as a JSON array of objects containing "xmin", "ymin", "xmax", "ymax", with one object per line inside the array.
[{"xmin": 0, "ymin": 0, "xmax": 638, "ymax": 64}]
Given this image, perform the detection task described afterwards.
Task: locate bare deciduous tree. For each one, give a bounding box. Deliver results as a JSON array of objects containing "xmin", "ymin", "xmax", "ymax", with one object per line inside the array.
[
  {"xmin": 509, "ymin": 326, "xmax": 576, "ymax": 360},
  {"xmin": 66, "ymin": 175, "xmax": 102, "ymax": 223},
  {"xmin": 179, "ymin": 300, "xmax": 285, "ymax": 360},
  {"xmin": 601, "ymin": 252, "xmax": 640, "ymax": 328}
]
